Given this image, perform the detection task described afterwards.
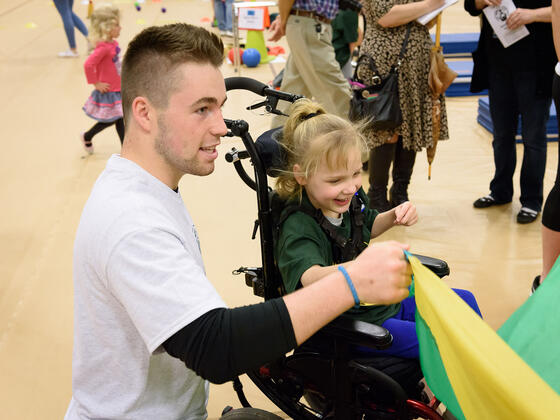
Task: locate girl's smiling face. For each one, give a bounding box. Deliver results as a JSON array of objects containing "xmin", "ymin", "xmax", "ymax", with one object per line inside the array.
[{"xmin": 295, "ymin": 147, "xmax": 363, "ymax": 219}]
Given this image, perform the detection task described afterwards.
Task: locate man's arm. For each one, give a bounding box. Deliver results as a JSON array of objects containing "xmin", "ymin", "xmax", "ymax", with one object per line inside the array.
[
  {"xmin": 268, "ymin": 0, "xmax": 295, "ymax": 41},
  {"xmin": 164, "ymin": 241, "xmax": 411, "ymax": 382},
  {"xmin": 280, "ymin": 241, "xmax": 412, "ymax": 344}
]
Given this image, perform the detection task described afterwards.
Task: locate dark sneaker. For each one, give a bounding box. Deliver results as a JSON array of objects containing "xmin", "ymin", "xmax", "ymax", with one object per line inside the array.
[{"xmin": 517, "ymin": 207, "xmax": 538, "ymax": 224}]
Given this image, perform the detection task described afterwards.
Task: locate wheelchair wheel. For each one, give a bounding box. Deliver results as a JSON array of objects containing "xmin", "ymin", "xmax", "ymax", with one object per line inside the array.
[{"xmin": 220, "ymin": 407, "xmax": 285, "ymax": 419}]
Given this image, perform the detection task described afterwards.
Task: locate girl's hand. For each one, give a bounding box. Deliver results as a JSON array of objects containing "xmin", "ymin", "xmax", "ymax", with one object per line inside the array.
[
  {"xmin": 506, "ymin": 8, "xmax": 534, "ymax": 30},
  {"xmin": 394, "ymin": 201, "xmax": 418, "ymax": 226},
  {"xmin": 94, "ymin": 82, "xmax": 110, "ymax": 93}
]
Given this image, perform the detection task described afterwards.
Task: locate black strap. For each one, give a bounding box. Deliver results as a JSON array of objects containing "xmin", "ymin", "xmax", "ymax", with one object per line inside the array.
[
  {"xmin": 279, "ymin": 194, "xmax": 367, "ymax": 264},
  {"xmin": 352, "ymin": 25, "xmax": 412, "ymax": 83}
]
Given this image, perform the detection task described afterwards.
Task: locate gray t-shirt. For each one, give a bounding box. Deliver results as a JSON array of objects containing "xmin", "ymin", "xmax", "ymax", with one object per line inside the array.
[{"xmin": 65, "ymin": 155, "xmax": 226, "ymax": 420}]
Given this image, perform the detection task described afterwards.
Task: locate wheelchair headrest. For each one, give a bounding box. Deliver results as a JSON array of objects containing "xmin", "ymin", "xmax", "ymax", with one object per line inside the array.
[{"xmin": 254, "ymin": 127, "xmax": 286, "ymax": 177}]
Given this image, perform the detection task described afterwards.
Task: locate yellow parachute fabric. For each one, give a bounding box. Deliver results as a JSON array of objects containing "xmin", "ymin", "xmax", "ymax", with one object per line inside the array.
[{"xmin": 408, "ymin": 254, "xmax": 560, "ymax": 419}]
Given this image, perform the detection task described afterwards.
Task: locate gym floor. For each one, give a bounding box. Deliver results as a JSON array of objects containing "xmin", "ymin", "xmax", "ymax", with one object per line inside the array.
[{"xmin": 0, "ymin": 1, "xmax": 557, "ymax": 418}]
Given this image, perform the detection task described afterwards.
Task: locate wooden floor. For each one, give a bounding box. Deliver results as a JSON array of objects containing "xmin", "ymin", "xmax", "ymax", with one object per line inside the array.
[{"xmin": 0, "ymin": 1, "xmax": 557, "ymax": 418}]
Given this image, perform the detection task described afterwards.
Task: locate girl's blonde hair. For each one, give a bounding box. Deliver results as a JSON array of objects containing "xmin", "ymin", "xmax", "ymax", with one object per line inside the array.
[
  {"xmin": 90, "ymin": 5, "xmax": 120, "ymax": 44},
  {"xmin": 275, "ymin": 98, "xmax": 369, "ymax": 201}
]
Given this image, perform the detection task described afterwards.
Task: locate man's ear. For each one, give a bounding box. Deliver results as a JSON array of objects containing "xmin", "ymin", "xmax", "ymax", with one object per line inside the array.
[
  {"xmin": 293, "ymin": 164, "xmax": 307, "ymax": 186},
  {"xmin": 131, "ymin": 96, "xmax": 156, "ymax": 132}
]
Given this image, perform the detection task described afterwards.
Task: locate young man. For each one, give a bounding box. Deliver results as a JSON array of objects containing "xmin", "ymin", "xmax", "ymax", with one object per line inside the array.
[{"xmin": 65, "ymin": 23, "xmax": 413, "ymax": 419}]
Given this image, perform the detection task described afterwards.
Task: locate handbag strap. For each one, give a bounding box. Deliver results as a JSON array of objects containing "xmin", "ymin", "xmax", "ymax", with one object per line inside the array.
[{"xmin": 353, "ymin": 25, "xmax": 412, "ymax": 84}]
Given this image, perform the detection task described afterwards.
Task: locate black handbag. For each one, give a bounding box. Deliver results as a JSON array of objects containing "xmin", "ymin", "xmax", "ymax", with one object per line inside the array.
[{"xmin": 348, "ymin": 27, "xmax": 411, "ymax": 131}]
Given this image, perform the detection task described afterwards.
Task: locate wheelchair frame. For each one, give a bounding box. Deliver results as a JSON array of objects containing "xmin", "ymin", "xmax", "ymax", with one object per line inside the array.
[{"xmin": 223, "ymin": 77, "xmax": 445, "ymax": 420}]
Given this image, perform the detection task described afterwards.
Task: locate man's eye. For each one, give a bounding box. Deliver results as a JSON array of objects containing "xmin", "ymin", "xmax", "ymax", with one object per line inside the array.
[{"xmin": 196, "ymin": 106, "xmax": 209, "ymax": 114}]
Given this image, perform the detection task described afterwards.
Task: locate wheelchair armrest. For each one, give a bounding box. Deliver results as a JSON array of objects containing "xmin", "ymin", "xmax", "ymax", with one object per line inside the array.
[
  {"xmin": 411, "ymin": 253, "xmax": 449, "ymax": 278},
  {"xmin": 321, "ymin": 316, "xmax": 393, "ymax": 350}
]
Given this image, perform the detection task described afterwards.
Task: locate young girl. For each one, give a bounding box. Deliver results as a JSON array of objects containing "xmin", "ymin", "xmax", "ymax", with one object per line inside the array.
[
  {"xmin": 274, "ymin": 98, "xmax": 482, "ymax": 360},
  {"xmin": 81, "ymin": 5, "xmax": 123, "ymax": 154}
]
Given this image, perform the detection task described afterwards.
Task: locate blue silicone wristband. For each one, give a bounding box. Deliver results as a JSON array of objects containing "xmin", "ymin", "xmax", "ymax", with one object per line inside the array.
[{"xmin": 338, "ymin": 265, "xmax": 360, "ymax": 308}]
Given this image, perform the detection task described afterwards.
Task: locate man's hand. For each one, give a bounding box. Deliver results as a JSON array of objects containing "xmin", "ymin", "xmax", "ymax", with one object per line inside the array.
[
  {"xmin": 394, "ymin": 201, "xmax": 418, "ymax": 226},
  {"xmin": 507, "ymin": 8, "xmax": 535, "ymax": 29},
  {"xmin": 268, "ymin": 17, "xmax": 285, "ymax": 42},
  {"xmin": 347, "ymin": 241, "xmax": 412, "ymax": 305},
  {"xmin": 94, "ymin": 82, "xmax": 110, "ymax": 93}
]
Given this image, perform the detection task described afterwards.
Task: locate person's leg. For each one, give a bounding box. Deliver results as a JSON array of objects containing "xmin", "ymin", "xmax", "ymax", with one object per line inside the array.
[
  {"xmin": 281, "ymin": 16, "xmax": 350, "ymax": 119},
  {"xmin": 484, "ymin": 68, "xmax": 518, "ymax": 204},
  {"xmin": 224, "ymin": 0, "xmax": 233, "ymax": 32},
  {"xmin": 537, "ymin": 73, "xmax": 560, "ymax": 285},
  {"xmin": 115, "ymin": 118, "xmax": 125, "ymax": 145},
  {"xmin": 214, "ymin": 0, "xmax": 226, "ymax": 31},
  {"xmin": 389, "ymin": 137, "xmax": 416, "ymax": 207},
  {"xmin": 515, "ymin": 70, "xmax": 550, "ymax": 216},
  {"xmin": 69, "ymin": 0, "xmax": 88, "ymax": 38},
  {"xmin": 368, "ymin": 142, "xmax": 396, "ymax": 212},
  {"xmin": 84, "ymin": 121, "xmax": 112, "ymax": 143},
  {"xmin": 271, "ymin": 17, "xmax": 313, "ymax": 128},
  {"xmin": 53, "ymin": 0, "xmax": 77, "ymax": 50}
]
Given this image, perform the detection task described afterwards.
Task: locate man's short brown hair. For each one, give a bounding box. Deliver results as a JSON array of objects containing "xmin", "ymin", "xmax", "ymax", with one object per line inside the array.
[{"xmin": 121, "ymin": 23, "xmax": 224, "ymax": 125}]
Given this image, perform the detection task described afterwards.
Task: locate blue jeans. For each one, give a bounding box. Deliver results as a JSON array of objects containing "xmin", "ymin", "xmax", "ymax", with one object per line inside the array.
[
  {"xmin": 487, "ymin": 68, "xmax": 550, "ymax": 211},
  {"xmin": 357, "ymin": 289, "xmax": 482, "ymax": 359},
  {"xmin": 53, "ymin": 0, "xmax": 88, "ymax": 49},
  {"xmin": 214, "ymin": 0, "xmax": 233, "ymax": 31}
]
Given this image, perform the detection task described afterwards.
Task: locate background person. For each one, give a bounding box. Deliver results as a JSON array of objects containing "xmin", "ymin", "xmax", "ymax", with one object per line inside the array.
[
  {"xmin": 466, "ymin": 0, "xmax": 555, "ymax": 224},
  {"xmin": 81, "ymin": 5, "xmax": 124, "ymax": 154},
  {"xmin": 360, "ymin": 0, "xmax": 449, "ymax": 212},
  {"xmin": 533, "ymin": 0, "xmax": 560, "ymax": 291},
  {"xmin": 65, "ymin": 23, "xmax": 414, "ymax": 419},
  {"xmin": 53, "ymin": 0, "xmax": 89, "ymax": 58},
  {"xmin": 332, "ymin": 8, "xmax": 363, "ymax": 79},
  {"xmin": 268, "ymin": 0, "xmax": 352, "ymax": 125}
]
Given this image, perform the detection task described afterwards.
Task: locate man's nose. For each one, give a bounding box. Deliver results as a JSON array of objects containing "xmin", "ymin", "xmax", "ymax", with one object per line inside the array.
[{"xmin": 212, "ymin": 110, "xmax": 228, "ymax": 137}]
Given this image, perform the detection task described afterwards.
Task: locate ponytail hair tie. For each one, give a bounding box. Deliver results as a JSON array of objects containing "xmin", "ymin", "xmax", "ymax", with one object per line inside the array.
[{"xmin": 302, "ymin": 112, "xmax": 319, "ymax": 120}]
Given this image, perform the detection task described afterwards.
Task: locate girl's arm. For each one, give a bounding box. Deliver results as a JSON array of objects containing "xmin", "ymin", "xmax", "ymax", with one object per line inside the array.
[
  {"xmin": 83, "ymin": 43, "xmax": 110, "ymax": 85},
  {"xmin": 301, "ymin": 263, "xmax": 348, "ymax": 287},
  {"xmin": 377, "ymin": 0, "xmax": 446, "ymax": 27},
  {"xmin": 371, "ymin": 202, "xmax": 418, "ymax": 239}
]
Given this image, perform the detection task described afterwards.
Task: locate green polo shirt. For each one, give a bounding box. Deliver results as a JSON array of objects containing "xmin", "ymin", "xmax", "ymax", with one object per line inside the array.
[{"xmin": 275, "ymin": 188, "xmax": 401, "ymax": 325}]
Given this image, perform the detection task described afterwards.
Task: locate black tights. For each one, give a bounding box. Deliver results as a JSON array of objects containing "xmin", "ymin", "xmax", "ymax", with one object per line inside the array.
[{"xmin": 84, "ymin": 118, "xmax": 124, "ymax": 145}]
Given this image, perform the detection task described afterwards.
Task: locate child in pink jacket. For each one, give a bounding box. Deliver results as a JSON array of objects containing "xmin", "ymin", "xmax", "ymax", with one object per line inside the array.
[{"xmin": 81, "ymin": 5, "xmax": 123, "ymax": 154}]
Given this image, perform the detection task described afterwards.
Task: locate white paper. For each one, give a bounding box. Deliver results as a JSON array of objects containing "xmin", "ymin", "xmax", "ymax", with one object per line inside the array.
[
  {"xmin": 482, "ymin": 0, "xmax": 529, "ymax": 48},
  {"xmin": 416, "ymin": 0, "xmax": 458, "ymax": 25}
]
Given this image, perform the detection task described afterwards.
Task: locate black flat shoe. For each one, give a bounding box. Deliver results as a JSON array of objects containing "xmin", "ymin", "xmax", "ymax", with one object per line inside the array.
[
  {"xmin": 473, "ymin": 195, "xmax": 498, "ymax": 208},
  {"xmin": 530, "ymin": 275, "xmax": 541, "ymax": 295},
  {"xmin": 517, "ymin": 207, "xmax": 538, "ymax": 224}
]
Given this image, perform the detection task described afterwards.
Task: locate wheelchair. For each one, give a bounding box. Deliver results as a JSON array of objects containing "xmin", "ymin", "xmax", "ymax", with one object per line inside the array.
[{"xmin": 222, "ymin": 77, "xmax": 449, "ymax": 420}]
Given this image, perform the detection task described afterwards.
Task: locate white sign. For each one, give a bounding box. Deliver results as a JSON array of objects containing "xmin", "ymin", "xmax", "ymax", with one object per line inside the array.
[{"xmin": 238, "ymin": 8, "xmax": 265, "ymax": 31}]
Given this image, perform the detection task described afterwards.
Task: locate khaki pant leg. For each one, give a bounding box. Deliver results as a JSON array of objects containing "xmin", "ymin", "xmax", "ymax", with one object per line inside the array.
[{"xmin": 271, "ymin": 15, "xmax": 351, "ymax": 127}]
